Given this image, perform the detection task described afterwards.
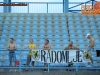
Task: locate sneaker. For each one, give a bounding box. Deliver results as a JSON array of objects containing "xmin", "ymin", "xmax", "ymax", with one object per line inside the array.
[
  {"xmin": 9, "ymin": 69, "xmax": 12, "ymax": 72},
  {"xmin": 87, "ymin": 65, "xmax": 92, "ymax": 67},
  {"xmin": 14, "ymin": 69, "xmax": 17, "ymax": 72},
  {"xmin": 25, "ymin": 69, "xmax": 28, "ymax": 71},
  {"xmin": 44, "ymin": 69, "xmax": 47, "ymax": 72}
]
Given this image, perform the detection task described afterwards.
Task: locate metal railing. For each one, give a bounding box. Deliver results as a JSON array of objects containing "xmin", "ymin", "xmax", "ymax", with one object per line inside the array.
[
  {"xmin": 0, "ymin": 50, "xmax": 100, "ymax": 72},
  {"xmin": 0, "ymin": 1, "xmax": 97, "ymax": 13}
]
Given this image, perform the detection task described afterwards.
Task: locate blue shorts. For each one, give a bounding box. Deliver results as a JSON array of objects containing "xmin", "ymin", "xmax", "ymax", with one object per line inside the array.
[
  {"xmin": 9, "ymin": 51, "xmax": 16, "ymax": 62},
  {"xmin": 88, "ymin": 46, "xmax": 94, "ymax": 54}
]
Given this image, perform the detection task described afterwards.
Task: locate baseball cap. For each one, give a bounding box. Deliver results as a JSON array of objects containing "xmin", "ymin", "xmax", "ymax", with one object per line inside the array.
[{"xmin": 86, "ymin": 33, "xmax": 91, "ymax": 38}]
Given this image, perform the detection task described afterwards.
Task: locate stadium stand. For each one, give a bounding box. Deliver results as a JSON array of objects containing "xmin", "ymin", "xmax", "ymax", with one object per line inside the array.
[{"xmin": 0, "ymin": 13, "xmax": 100, "ymax": 70}]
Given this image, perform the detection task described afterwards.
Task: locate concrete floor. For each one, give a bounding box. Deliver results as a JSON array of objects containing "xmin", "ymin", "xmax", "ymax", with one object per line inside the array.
[{"xmin": 0, "ymin": 70, "xmax": 100, "ymax": 75}]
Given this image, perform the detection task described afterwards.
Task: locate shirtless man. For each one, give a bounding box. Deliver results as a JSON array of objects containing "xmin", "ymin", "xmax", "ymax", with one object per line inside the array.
[
  {"xmin": 42, "ymin": 39, "xmax": 51, "ymax": 71},
  {"xmin": 7, "ymin": 38, "xmax": 17, "ymax": 67},
  {"xmin": 64, "ymin": 41, "xmax": 79, "ymax": 50},
  {"xmin": 86, "ymin": 33, "xmax": 94, "ymax": 67},
  {"xmin": 86, "ymin": 33, "xmax": 94, "ymax": 52}
]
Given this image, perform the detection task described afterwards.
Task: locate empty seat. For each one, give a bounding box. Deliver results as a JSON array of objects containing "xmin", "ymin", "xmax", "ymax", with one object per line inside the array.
[
  {"xmin": 24, "ymin": 39, "xmax": 29, "ymax": 44},
  {"xmin": 24, "ymin": 35, "xmax": 30, "ymax": 39},
  {"xmin": 24, "ymin": 30, "xmax": 30, "ymax": 34},
  {"xmin": 16, "ymin": 35, "xmax": 22, "ymax": 39},
  {"xmin": 54, "ymin": 35, "xmax": 60, "ymax": 39},
  {"xmin": 47, "ymin": 30, "xmax": 52, "ymax": 34},
  {"xmin": 62, "ymin": 39, "xmax": 68, "ymax": 44},
  {"xmin": 16, "ymin": 39, "xmax": 22, "ymax": 44},
  {"xmin": 47, "ymin": 35, "xmax": 53, "ymax": 39}
]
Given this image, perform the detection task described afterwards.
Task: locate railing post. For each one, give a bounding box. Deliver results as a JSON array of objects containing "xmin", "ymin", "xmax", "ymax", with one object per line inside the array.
[
  {"xmin": 28, "ymin": 3, "xmax": 29, "ymax": 13},
  {"xmin": 47, "ymin": 3, "xmax": 48, "ymax": 13},
  {"xmin": 19, "ymin": 50, "xmax": 21, "ymax": 72},
  {"xmin": 48, "ymin": 63, "xmax": 50, "ymax": 72}
]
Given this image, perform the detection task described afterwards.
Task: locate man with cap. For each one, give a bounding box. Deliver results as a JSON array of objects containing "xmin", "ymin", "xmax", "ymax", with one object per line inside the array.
[
  {"xmin": 86, "ymin": 33, "xmax": 94, "ymax": 67},
  {"xmin": 86, "ymin": 33, "xmax": 95, "ymax": 52}
]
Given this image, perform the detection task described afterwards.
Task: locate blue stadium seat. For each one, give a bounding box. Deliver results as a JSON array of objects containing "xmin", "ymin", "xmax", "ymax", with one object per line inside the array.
[
  {"xmin": 10, "ymin": 25, "xmax": 16, "ymax": 29},
  {"xmin": 68, "ymin": 18, "xmax": 73, "ymax": 21},
  {"xmin": 32, "ymin": 34, "xmax": 37, "ymax": 39},
  {"xmin": 12, "ymin": 17, "xmax": 18, "ymax": 20},
  {"xmin": 54, "ymin": 35, "xmax": 60, "ymax": 39},
  {"xmin": 93, "ymin": 35, "xmax": 99, "ymax": 39},
  {"xmin": 47, "ymin": 35, "xmax": 53, "ymax": 39},
  {"xmin": 68, "ymin": 26, "xmax": 74, "ymax": 29},
  {"xmin": 16, "ymin": 39, "xmax": 22, "ymax": 44},
  {"xmin": 0, "ymin": 39, "xmax": 6, "ymax": 44},
  {"xmin": 62, "ymin": 29, "xmax": 68, "ymax": 34},
  {"xmin": 0, "ymin": 44, "xmax": 5, "ymax": 49},
  {"xmin": 2, "ymin": 30, "xmax": 8, "ymax": 34},
  {"xmin": 74, "ymin": 17, "xmax": 80, "ymax": 21},
  {"xmin": 17, "ymin": 25, "xmax": 23, "ymax": 30},
  {"xmin": 70, "ymin": 34, "xmax": 76, "ymax": 39},
  {"xmin": 39, "ymin": 26, "xmax": 45, "ymax": 29},
  {"xmin": 89, "ymin": 22, "xmax": 95, "ymax": 26},
  {"xmin": 97, "ymin": 25, "xmax": 100, "ymax": 30},
  {"xmin": 77, "ymin": 35, "xmax": 84, "ymax": 39},
  {"xmin": 32, "ymin": 30, "xmax": 38, "ymax": 34},
  {"xmin": 54, "ymin": 22, "xmax": 60, "ymax": 26},
  {"xmin": 68, "ymin": 21, "xmax": 74, "ymax": 25},
  {"xmin": 32, "ymin": 25, "xmax": 38, "ymax": 30},
  {"xmin": 54, "ymin": 39, "xmax": 60, "ymax": 44},
  {"xmin": 97, "ymin": 22, "xmax": 100, "ymax": 26},
  {"xmin": 32, "ymin": 22, "xmax": 38, "ymax": 25},
  {"xmin": 79, "ymin": 45, "xmax": 85, "ymax": 49},
  {"xmin": 9, "ymin": 30, "xmax": 16, "ymax": 34},
  {"xmin": 24, "ymin": 39, "xmax": 29, "ymax": 44},
  {"xmin": 54, "ymin": 30, "xmax": 60, "ymax": 34},
  {"xmin": 55, "ymin": 44, "xmax": 61, "ymax": 50},
  {"xmin": 62, "ymin": 39, "xmax": 68, "ymax": 44},
  {"xmin": 69, "ymin": 30, "xmax": 75, "ymax": 34},
  {"xmin": 90, "ymin": 26, "xmax": 96, "ymax": 30},
  {"xmin": 16, "ymin": 34, "xmax": 22, "ymax": 39},
  {"xmin": 93, "ymin": 61, "xmax": 99, "ymax": 67},
  {"xmin": 39, "ymin": 21, "xmax": 45, "ymax": 25},
  {"xmin": 83, "ymin": 26, "xmax": 89, "ymax": 30},
  {"xmin": 95, "ymin": 17, "xmax": 100, "ymax": 22},
  {"xmin": 62, "ymin": 34, "xmax": 68, "ymax": 39},
  {"xmin": 47, "ymin": 30, "xmax": 52, "ymax": 34},
  {"xmin": 78, "ymin": 40, "xmax": 84, "ymax": 44},
  {"xmin": 60, "ymin": 17, "xmax": 66, "ymax": 21},
  {"xmin": 83, "ymin": 30, "xmax": 90, "ymax": 34},
  {"xmin": 39, "ymin": 30, "xmax": 45, "ymax": 34},
  {"xmin": 75, "ymin": 22, "xmax": 81, "ymax": 26},
  {"xmin": 4, "ymin": 21, "xmax": 10, "ymax": 24},
  {"xmin": 76, "ymin": 30, "xmax": 82, "ymax": 34},
  {"xmin": 24, "ymin": 35, "xmax": 30, "ymax": 39},
  {"xmin": 61, "ymin": 21, "xmax": 67, "ymax": 25},
  {"xmin": 81, "ymin": 18, "xmax": 87, "ymax": 21},
  {"xmin": 47, "ymin": 26, "xmax": 52, "ymax": 30},
  {"xmin": 39, "ymin": 39, "xmax": 44, "ymax": 44},
  {"xmin": 11, "ymin": 21, "xmax": 17, "ymax": 25},
  {"xmin": 54, "ymin": 26, "xmax": 60, "ymax": 30},
  {"xmin": 82, "ymin": 22, "xmax": 88, "ymax": 25},
  {"xmin": 61, "ymin": 25, "xmax": 67, "ymax": 30},
  {"xmin": 8, "ymin": 34, "xmax": 14, "ymax": 38},
  {"xmin": 39, "ymin": 35, "xmax": 45, "ymax": 39},
  {"xmin": 17, "ymin": 30, "xmax": 23, "ymax": 34},
  {"xmin": 95, "ymin": 40, "xmax": 100, "ymax": 44},
  {"xmin": 26, "ymin": 21, "xmax": 31, "ymax": 25},
  {"xmin": 1, "ymin": 34, "xmax": 7, "ymax": 39},
  {"xmin": 91, "ymin": 30, "xmax": 98, "ymax": 34},
  {"xmin": 24, "ymin": 30, "xmax": 30, "ymax": 34},
  {"xmin": 76, "ymin": 26, "xmax": 82, "ymax": 30},
  {"xmin": 18, "ymin": 21, "xmax": 24, "ymax": 24}
]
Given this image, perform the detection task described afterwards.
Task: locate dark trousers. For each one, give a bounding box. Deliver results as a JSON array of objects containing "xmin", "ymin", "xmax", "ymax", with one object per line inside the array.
[{"xmin": 26, "ymin": 55, "xmax": 34, "ymax": 66}]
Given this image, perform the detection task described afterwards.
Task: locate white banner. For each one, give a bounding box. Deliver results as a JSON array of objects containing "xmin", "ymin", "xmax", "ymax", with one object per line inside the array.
[{"xmin": 31, "ymin": 50, "xmax": 90, "ymax": 63}]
